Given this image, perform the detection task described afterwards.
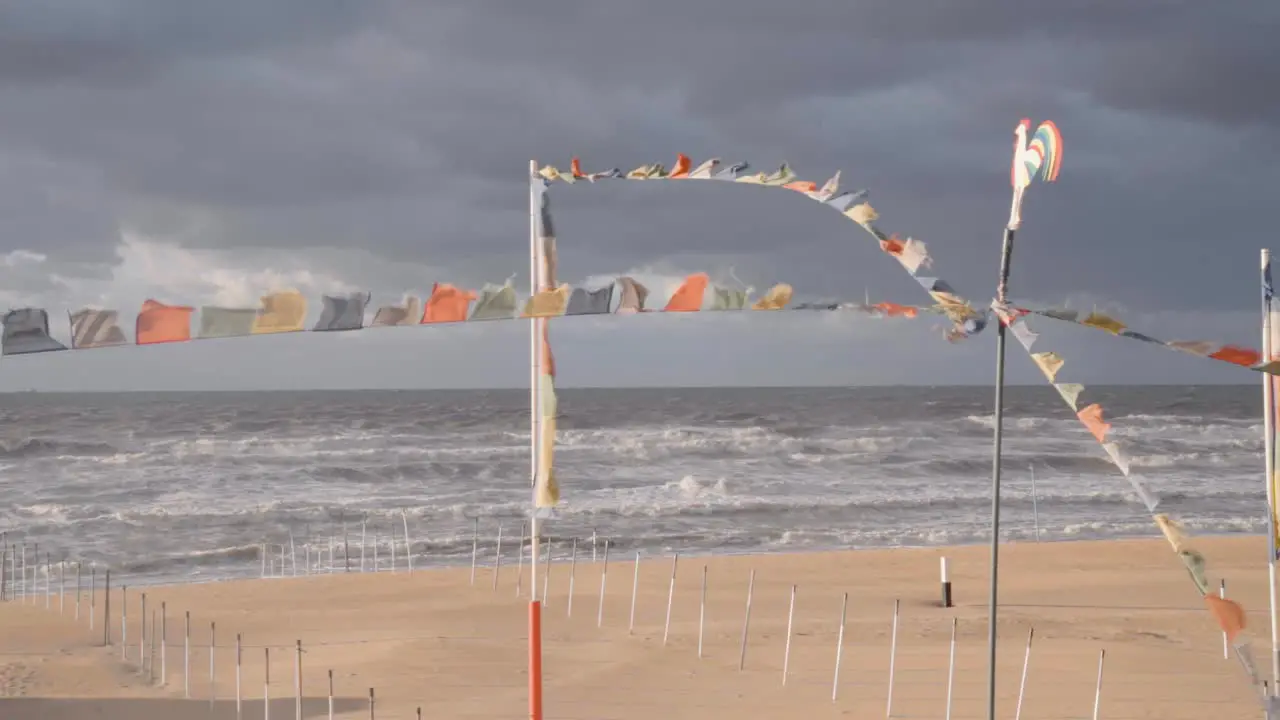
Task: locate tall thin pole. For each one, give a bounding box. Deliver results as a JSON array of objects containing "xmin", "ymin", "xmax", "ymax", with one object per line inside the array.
[
  {"xmin": 528, "ymin": 158, "xmax": 544, "ymax": 720},
  {"xmin": 1262, "ymin": 247, "xmax": 1280, "ymax": 688},
  {"xmin": 986, "ymin": 222, "xmax": 1016, "ymax": 720}
]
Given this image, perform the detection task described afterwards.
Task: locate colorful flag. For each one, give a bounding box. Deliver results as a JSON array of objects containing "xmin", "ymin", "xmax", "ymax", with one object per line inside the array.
[
  {"xmin": 534, "ymin": 180, "xmax": 560, "ymax": 508},
  {"xmin": 136, "ymin": 300, "xmax": 194, "ymax": 345},
  {"xmin": 69, "ymin": 308, "xmax": 127, "ymax": 349},
  {"xmin": 251, "ymin": 291, "xmax": 307, "ymax": 334}
]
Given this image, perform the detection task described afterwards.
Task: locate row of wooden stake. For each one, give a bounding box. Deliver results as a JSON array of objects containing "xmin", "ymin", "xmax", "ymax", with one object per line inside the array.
[
  {"xmin": 2, "ymin": 557, "xmax": 426, "ymax": 719},
  {"xmin": 5, "ymin": 524, "xmax": 1114, "ymax": 718}
]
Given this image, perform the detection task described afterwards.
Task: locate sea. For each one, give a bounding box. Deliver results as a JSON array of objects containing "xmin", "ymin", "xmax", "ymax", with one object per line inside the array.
[{"xmin": 0, "ymin": 386, "xmax": 1267, "ymax": 586}]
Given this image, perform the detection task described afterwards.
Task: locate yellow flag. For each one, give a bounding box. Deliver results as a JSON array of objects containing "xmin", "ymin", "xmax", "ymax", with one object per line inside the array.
[
  {"xmin": 751, "ymin": 283, "xmax": 793, "ymax": 310},
  {"xmin": 1031, "ymin": 351, "xmax": 1064, "ymax": 382},
  {"xmin": 523, "ymin": 284, "xmax": 571, "ymax": 318},
  {"xmin": 535, "ymin": 374, "xmax": 559, "ymax": 508},
  {"xmin": 845, "ymin": 202, "xmax": 878, "ymax": 225},
  {"xmin": 1081, "ymin": 312, "xmax": 1125, "ymax": 334}
]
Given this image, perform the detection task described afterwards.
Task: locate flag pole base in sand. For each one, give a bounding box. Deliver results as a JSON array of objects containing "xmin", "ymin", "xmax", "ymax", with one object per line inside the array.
[{"xmin": 529, "ymin": 600, "xmax": 543, "ymax": 720}]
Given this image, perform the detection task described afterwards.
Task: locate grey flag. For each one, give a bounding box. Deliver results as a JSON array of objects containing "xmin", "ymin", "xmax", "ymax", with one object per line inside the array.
[
  {"xmin": 565, "ymin": 286, "xmax": 613, "ymax": 316},
  {"xmin": 371, "ymin": 296, "xmax": 420, "ymax": 326},
  {"xmin": 712, "ymin": 287, "xmax": 748, "ymax": 310},
  {"xmin": 616, "ymin": 277, "xmax": 649, "ymax": 313},
  {"xmin": 469, "ymin": 285, "xmax": 517, "ymax": 321},
  {"xmin": 2, "ymin": 308, "xmax": 67, "ymax": 355},
  {"xmin": 314, "ymin": 292, "xmax": 370, "ymax": 331}
]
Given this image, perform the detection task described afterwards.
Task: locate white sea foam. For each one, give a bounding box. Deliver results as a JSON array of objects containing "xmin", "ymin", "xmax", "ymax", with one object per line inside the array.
[{"xmin": 0, "ymin": 387, "xmax": 1268, "ymax": 584}]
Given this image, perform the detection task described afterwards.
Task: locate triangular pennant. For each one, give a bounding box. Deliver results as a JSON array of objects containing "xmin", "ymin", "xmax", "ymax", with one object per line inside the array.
[
  {"xmin": 1009, "ymin": 320, "xmax": 1039, "ymax": 351},
  {"xmin": 713, "ymin": 162, "xmax": 749, "ymax": 180},
  {"xmin": 689, "ymin": 158, "xmax": 720, "ymax": 179},
  {"xmin": 824, "ymin": 191, "xmax": 865, "ymax": 213},
  {"xmin": 762, "ymin": 163, "xmax": 795, "ymax": 186},
  {"xmin": 1076, "ymin": 403, "xmax": 1111, "ymax": 443},
  {"xmin": 668, "ymin": 153, "xmax": 692, "ymax": 178},
  {"xmin": 845, "ymin": 202, "xmax": 878, "ymax": 225},
  {"xmin": 807, "ymin": 171, "xmax": 840, "ymax": 201},
  {"xmin": 896, "ymin": 238, "xmax": 930, "ymax": 274},
  {"xmin": 1031, "ymin": 351, "xmax": 1064, "ymax": 382},
  {"xmin": 1102, "ymin": 441, "xmax": 1131, "ymax": 476},
  {"xmin": 1053, "ymin": 382, "xmax": 1083, "ymax": 410}
]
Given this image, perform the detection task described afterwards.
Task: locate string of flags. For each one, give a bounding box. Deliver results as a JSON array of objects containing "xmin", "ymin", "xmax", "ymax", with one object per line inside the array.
[
  {"xmin": 1, "ymin": 278, "xmax": 932, "ymax": 357},
  {"xmin": 1006, "ymin": 303, "xmax": 1277, "ymax": 375},
  {"xmin": 536, "ymin": 154, "xmax": 988, "ymax": 342},
  {"xmin": 997, "ymin": 121, "xmax": 1263, "ymax": 703}
]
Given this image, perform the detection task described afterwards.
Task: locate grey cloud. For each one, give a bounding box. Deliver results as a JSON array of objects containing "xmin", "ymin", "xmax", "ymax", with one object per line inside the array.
[
  {"xmin": 0, "ymin": 1, "xmax": 374, "ymax": 84},
  {"xmin": 0, "ymin": 0, "xmax": 1276, "ymax": 390}
]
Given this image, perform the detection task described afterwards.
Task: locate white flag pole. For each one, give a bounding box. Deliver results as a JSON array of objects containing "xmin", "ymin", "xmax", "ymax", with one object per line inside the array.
[
  {"xmin": 528, "ymin": 158, "xmax": 545, "ymax": 720},
  {"xmin": 1263, "ymin": 248, "xmax": 1280, "ymax": 688}
]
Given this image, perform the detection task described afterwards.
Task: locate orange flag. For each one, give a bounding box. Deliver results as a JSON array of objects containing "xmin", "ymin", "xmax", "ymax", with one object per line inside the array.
[
  {"xmin": 879, "ymin": 234, "xmax": 906, "ymax": 256},
  {"xmin": 1205, "ymin": 594, "xmax": 1247, "ymax": 644},
  {"xmin": 668, "ymin": 153, "xmax": 691, "ymax": 178},
  {"xmin": 1209, "ymin": 345, "xmax": 1262, "ymax": 367},
  {"xmin": 136, "ymin": 299, "xmax": 194, "ymax": 345},
  {"xmin": 421, "ymin": 283, "xmax": 476, "ymax": 323},
  {"xmin": 664, "ymin": 273, "xmax": 709, "ymax": 312},
  {"xmin": 873, "ymin": 302, "xmax": 919, "ymax": 318},
  {"xmin": 1076, "ymin": 403, "xmax": 1111, "ymax": 443}
]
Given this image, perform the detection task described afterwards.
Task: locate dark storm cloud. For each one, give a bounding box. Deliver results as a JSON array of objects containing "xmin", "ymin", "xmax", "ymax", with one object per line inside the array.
[
  {"xmin": 0, "ymin": 0, "xmax": 1277, "ymax": 390},
  {"xmin": 0, "ymin": 1, "xmax": 373, "ymax": 83}
]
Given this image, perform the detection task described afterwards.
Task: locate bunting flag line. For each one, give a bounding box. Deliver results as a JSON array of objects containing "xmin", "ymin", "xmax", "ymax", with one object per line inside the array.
[
  {"xmin": 993, "ymin": 299, "xmax": 1265, "ymax": 694},
  {"xmin": 536, "ymin": 154, "xmax": 988, "ymax": 342},
  {"xmin": 999, "ymin": 117, "xmax": 1263, "ymax": 699},
  {"xmin": 1, "ymin": 281, "xmax": 932, "ymax": 357},
  {"xmin": 1008, "ymin": 302, "xmax": 1280, "ymax": 376}
]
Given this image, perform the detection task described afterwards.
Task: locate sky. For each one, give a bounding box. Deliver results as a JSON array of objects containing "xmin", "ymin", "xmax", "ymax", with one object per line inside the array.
[{"xmin": 0, "ymin": 1, "xmax": 1278, "ymax": 391}]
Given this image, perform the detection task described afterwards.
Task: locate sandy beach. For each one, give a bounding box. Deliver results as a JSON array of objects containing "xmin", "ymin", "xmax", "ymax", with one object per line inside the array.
[{"xmin": 0, "ymin": 535, "xmax": 1268, "ymax": 719}]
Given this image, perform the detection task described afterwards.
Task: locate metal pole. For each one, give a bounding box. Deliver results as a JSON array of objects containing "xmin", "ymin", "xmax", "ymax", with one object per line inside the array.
[
  {"xmin": 986, "ymin": 224, "xmax": 1016, "ymax": 720},
  {"xmin": 983, "ymin": 224, "xmax": 1013, "ymax": 717}
]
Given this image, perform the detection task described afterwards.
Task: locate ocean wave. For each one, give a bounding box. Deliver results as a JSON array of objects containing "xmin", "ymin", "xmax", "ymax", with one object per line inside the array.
[{"xmin": 0, "ymin": 437, "xmax": 122, "ymax": 459}]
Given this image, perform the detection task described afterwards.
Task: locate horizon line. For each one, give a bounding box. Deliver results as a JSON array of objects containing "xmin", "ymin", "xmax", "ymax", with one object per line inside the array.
[{"xmin": 0, "ymin": 382, "xmax": 1259, "ymax": 395}]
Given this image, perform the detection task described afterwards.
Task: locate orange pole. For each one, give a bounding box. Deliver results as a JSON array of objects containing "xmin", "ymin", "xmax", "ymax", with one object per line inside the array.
[{"xmin": 529, "ymin": 600, "xmax": 544, "ymax": 720}]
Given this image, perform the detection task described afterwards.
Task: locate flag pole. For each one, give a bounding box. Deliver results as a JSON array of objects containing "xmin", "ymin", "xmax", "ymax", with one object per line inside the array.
[
  {"xmin": 987, "ymin": 118, "xmax": 1052, "ymax": 720},
  {"xmin": 1261, "ymin": 247, "xmax": 1279, "ymax": 690},
  {"xmin": 528, "ymin": 159, "xmax": 545, "ymax": 720},
  {"xmin": 986, "ymin": 222, "xmax": 1014, "ymax": 720}
]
